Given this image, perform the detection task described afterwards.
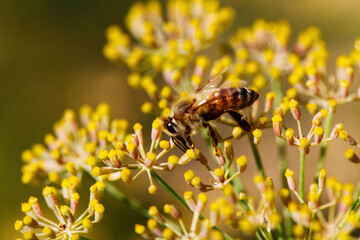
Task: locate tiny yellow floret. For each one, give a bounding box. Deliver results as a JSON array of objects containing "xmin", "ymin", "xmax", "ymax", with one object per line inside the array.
[
  {"xmin": 133, "ymin": 123, "xmax": 143, "ymax": 131},
  {"xmin": 285, "ymin": 128, "xmax": 294, "ymax": 139},
  {"xmin": 289, "ymin": 99, "xmax": 298, "ymax": 109},
  {"xmin": 98, "ymin": 150, "xmax": 108, "ymax": 160},
  {"xmin": 272, "ymin": 115, "xmax": 282, "ymax": 123},
  {"xmin": 135, "ymin": 224, "xmax": 146, "ymax": 234},
  {"xmin": 236, "ymin": 155, "xmax": 248, "ymax": 166},
  {"xmin": 141, "ymin": 101, "xmax": 153, "ymax": 114},
  {"xmin": 306, "ymin": 103, "xmax": 317, "ymax": 115},
  {"xmin": 344, "ymin": 148, "xmax": 355, "ymax": 159},
  {"xmin": 339, "ymin": 130, "xmax": 348, "ymax": 139},
  {"xmin": 214, "ymin": 168, "xmax": 224, "ymax": 177},
  {"xmin": 232, "ymin": 127, "xmax": 242, "ymax": 139},
  {"xmin": 148, "ymin": 184, "xmax": 157, "ymax": 195},
  {"xmin": 252, "ymin": 129, "xmax": 262, "ymax": 138},
  {"xmin": 314, "ymin": 126, "xmax": 324, "ymax": 136},
  {"xmin": 253, "ymin": 174, "xmax": 264, "ymax": 184},
  {"xmin": 198, "ymin": 193, "xmax": 208, "ymax": 203},
  {"xmin": 285, "ymin": 168, "xmax": 294, "ymax": 178},
  {"xmin": 146, "ymin": 152, "xmax": 157, "ymax": 162},
  {"xmin": 299, "ymin": 138, "xmax": 309, "ymax": 148},
  {"xmin": 184, "ymin": 170, "xmax": 195, "ymax": 181},
  {"xmin": 159, "ymin": 140, "xmax": 170, "ymax": 150}
]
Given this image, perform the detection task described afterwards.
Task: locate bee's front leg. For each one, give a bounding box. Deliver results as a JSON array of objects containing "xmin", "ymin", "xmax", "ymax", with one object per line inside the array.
[
  {"xmin": 185, "ymin": 134, "xmax": 208, "ymax": 165},
  {"xmin": 185, "ymin": 135, "xmax": 195, "ymax": 149}
]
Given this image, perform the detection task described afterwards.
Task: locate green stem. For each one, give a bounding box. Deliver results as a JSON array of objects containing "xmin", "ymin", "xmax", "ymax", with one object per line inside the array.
[
  {"xmin": 228, "ymin": 166, "xmax": 245, "ymax": 194},
  {"xmin": 238, "ymin": 200, "xmax": 272, "ymax": 240},
  {"xmin": 314, "ymin": 110, "xmax": 333, "ymax": 182},
  {"xmin": 248, "ymin": 134, "xmax": 266, "ymax": 178},
  {"xmin": 79, "ymin": 236, "xmax": 90, "ymax": 240},
  {"xmin": 86, "ymin": 171, "xmax": 150, "ymax": 218},
  {"xmin": 271, "ymin": 77, "xmax": 292, "ymax": 239},
  {"xmin": 282, "ymin": 208, "xmax": 293, "ymax": 239},
  {"xmin": 307, "ymin": 213, "xmax": 317, "ymax": 240},
  {"xmin": 150, "ymin": 170, "xmax": 190, "ymax": 211},
  {"xmin": 271, "ymin": 76, "xmax": 288, "ymax": 187},
  {"xmin": 277, "ymin": 139, "xmax": 287, "ymax": 188},
  {"xmin": 276, "ymin": 224, "xmax": 286, "ymax": 240},
  {"xmin": 150, "ymin": 170, "xmax": 233, "ymax": 240},
  {"xmin": 257, "ymin": 227, "xmax": 273, "ymax": 240},
  {"xmin": 299, "ymin": 151, "xmax": 306, "ymax": 200}
]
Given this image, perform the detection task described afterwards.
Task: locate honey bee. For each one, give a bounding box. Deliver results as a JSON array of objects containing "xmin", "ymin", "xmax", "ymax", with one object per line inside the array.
[{"xmin": 161, "ymin": 71, "xmax": 259, "ymax": 152}]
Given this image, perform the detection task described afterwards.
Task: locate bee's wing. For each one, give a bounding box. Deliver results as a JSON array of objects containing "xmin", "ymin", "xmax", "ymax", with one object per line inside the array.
[
  {"xmin": 219, "ymin": 78, "xmax": 247, "ymax": 89},
  {"xmin": 194, "ymin": 69, "xmax": 227, "ymax": 94},
  {"xmin": 192, "ymin": 70, "xmax": 248, "ymax": 110}
]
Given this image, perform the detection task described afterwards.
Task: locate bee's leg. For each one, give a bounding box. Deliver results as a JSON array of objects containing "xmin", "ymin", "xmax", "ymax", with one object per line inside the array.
[
  {"xmin": 204, "ymin": 123, "xmax": 223, "ymax": 157},
  {"xmin": 185, "ymin": 135, "xmax": 195, "ymax": 149},
  {"xmin": 205, "ymin": 123, "xmax": 218, "ymax": 147},
  {"xmin": 172, "ymin": 136, "xmax": 189, "ymax": 153},
  {"xmin": 228, "ymin": 111, "xmax": 252, "ymax": 132},
  {"xmin": 184, "ymin": 134, "xmax": 208, "ymax": 165}
]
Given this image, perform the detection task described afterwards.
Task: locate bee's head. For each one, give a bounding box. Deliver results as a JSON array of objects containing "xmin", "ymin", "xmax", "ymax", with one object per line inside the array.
[
  {"xmin": 160, "ymin": 116, "xmax": 190, "ymax": 152},
  {"xmin": 160, "ymin": 116, "xmax": 180, "ymax": 136}
]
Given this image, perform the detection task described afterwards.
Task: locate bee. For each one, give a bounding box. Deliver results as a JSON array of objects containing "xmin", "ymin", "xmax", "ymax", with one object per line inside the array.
[{"xmin": 161, "ymin": 71, "xmax": 259, "ymax": 153}]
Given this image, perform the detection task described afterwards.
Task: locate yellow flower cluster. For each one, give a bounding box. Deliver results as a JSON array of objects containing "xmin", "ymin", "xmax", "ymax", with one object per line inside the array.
[
  {"xmin": 182, "ymin": 139, "xmax": 249, "ymax": 193},
  {"xmin": 135, "ymin": 192, "xmax": 224, "ymax": 239},
  {"xmin": 230, "ymin": 19, "xmax": 292, "ymax": 72},
  {"xmin": 270, "ymin": 97, "xmax": 360, "ymax": 160},
  {"xmin": 229, "ymin": 175, "xmax": 281, "ymax": 236},
  {"xmin": 21, "ymin": 102, "xmax": 129, "ymax": 185},
  {"xmin": 229, "ymin": 19, "xmax": 360, "ymax": 112},
  {"xmin": 281, "ymin": 169, "xmax": 360, "ymax": 239},
  {"xmin": 136, "ymin": 175, "xmax": 282, "ymax": 239},
  {"xmin": 104, "ymin": 0, "xmax": 234, "ymax": 85},
  {"xmin": 15, "ymin": 177, "xmax": 105, "ymax": 240},
  {"xmin": 91, "ymin": 118, "xmax": 178, "ymax": 195}
]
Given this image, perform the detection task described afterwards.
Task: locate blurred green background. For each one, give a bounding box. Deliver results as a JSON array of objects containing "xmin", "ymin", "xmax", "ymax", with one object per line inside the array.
[{"xmin": 1, "ymin": 0, "xmax": 360, "ymax": 239}]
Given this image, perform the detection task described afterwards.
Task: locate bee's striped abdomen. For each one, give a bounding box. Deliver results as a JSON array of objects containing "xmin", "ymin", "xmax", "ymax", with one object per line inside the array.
[{"xmin": 195, "ymin": 87, "xmax": 259, "ymax": 121}]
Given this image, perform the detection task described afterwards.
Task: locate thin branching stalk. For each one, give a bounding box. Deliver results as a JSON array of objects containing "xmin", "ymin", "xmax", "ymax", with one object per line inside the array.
[
  {"xmin": 299, "ymin": 151, "xmax": 306, "ymax": 200},
  {"xmin": 277, "ymin": 139, "xmax": 287, "ymax": 187},
  {"xmin": 257, "ymin": 227, "xmax": 274, "ymax": 240},
  {"xmin": 248, "ymin": 134, "xmax": 266, "ymax": 178},
  {"xmin": 314, "ymin": 110, "xmax": 334, "ymax": 182},
  {"xmin": 270, "ymin": 76, "xmax": 293, "ymax": 239},
  {"xmin": 276, "ymin": 223, "xmax": 286, "ymax": 240},
  {"xmin": 150, "ymin": 170, "xmax": 190, "ymax": 212},
  {"xmin": 228, "ymin": 166, "xmax": 245, "ymax": 194},
  {"xmin": 271, "ymin": 76, "xmax": 288, "ymax": 187}
]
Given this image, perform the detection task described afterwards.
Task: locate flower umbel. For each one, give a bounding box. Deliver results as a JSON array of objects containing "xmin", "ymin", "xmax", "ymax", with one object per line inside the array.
[
  {"xmin": 104, "ymin": 0, "xmax": 234, "ymax": 80},
  {"xmin": 135, "ymin": 192, "xmax": 224, "ymax": 239},
  {"xmin": 21, "ymin": 103, "xmax": 130, "ymax": 185},
  {"xmin": 15, "ymin": 179, "xmax": 105, "ymax": 239},
  {"xmin": 281, "ymin": 169, "xmax": 360, "ymax": 240},
  {"xmin": 91, "ymin": 118, "xmax": 178, "ymax": 194}
]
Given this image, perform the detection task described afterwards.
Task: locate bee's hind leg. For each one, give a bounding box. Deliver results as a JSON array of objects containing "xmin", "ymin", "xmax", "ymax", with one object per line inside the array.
[
  {"xmin": 228, "ymin": 111, "xmax": 252, "ymax": 132},
  {"xmin": 204, "ymin": 123, "xmax": 223, "ymax": 157}
]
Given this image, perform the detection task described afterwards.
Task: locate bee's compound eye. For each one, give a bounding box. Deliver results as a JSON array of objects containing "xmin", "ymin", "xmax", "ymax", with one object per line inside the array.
[{"xmin": 166, "ymin": 121, "xmax": 177, "ymax": 134}]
